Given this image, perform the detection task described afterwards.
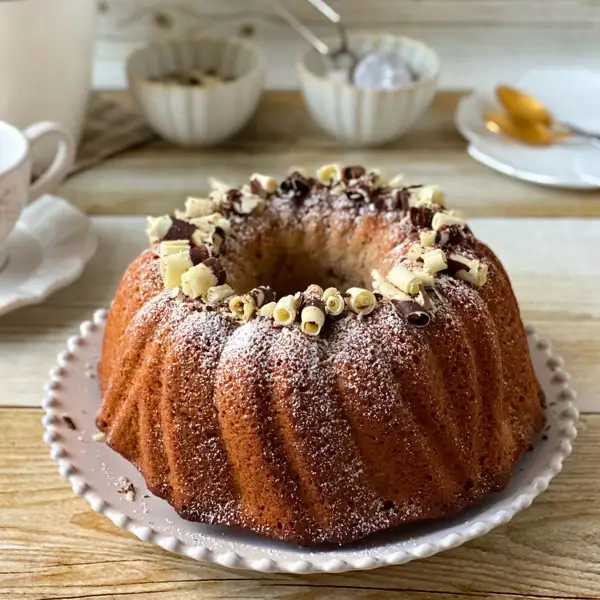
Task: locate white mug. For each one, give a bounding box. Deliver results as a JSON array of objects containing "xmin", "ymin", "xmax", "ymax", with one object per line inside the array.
[
  {"xmin": 0, "ymin": 0, "xmax": 96, "ymax": 169},
  {"xmin": 0, "ymin": 121, "xmax": 75, "ymax": 270}
]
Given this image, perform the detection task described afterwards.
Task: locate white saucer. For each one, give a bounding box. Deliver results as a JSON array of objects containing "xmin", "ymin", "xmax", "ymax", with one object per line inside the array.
[
  {"xmin": 42, "ymin": 311, "xmax": 578, "ymax": 573},
  {"xmin": 0, "ymin": 195, "xmax": 97, "ymax": 317},
  {"xmin": 456, "ymin": 68, "xmax": 600, "ymax": 189}
]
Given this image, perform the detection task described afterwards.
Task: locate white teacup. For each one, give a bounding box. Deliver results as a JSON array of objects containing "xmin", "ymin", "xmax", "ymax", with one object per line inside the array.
[{"xmin": 0, "ymin": 121, "xmax": 75, "ymax": 270}]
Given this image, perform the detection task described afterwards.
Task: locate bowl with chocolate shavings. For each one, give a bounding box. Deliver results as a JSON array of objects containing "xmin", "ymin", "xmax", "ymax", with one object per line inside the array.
[{"xmin": 127, "ymin": 37, "xmax": 265, "ymax": 147}]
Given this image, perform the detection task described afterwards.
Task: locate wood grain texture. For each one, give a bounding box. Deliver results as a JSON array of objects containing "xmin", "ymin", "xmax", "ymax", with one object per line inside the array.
[
  {"xmin": 59, "ymin": 92, "xmax": 600, "ymax": 219},
  {"xmin": 1, "ymin": 217, "xmax": 599, "ymax": 411},
  {"xmin": 0, "ymin": 408, "xmax": 598, "ymax": 599}
]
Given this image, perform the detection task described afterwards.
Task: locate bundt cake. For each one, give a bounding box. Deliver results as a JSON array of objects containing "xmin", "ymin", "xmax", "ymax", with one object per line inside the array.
[{"xmin": 97, "ymin": 165, "xmax": 545, "ymax": 546}]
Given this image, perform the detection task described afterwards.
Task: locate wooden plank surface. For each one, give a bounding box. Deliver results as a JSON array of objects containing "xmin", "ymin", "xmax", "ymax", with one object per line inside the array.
[
  {"xmin": 59, "ymin": 92, "xmax": 600, "ymax": 218},
  {"xmin": 0, "ymin": 408, "xmax": 598, "ymax": 599},
  {"xmin": 1, "ymin": 216, "xmax": 599, "ymax": 412}
]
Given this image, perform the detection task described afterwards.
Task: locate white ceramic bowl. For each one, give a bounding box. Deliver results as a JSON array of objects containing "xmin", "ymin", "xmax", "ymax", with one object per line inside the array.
[
  {"xmin": 127, "ymin": 37, "xmax": 265, "ymax": 147},
  {"xmin": 298, "ymin": 35, "xmax": 440, "ymax": 147}
]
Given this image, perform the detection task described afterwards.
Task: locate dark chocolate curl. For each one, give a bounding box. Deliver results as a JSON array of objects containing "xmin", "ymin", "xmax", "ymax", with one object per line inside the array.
[
  {"xmin": 304, "ymin": 296, "xmax": 326, "ymax": 312},
  {"xmin": 280, "ymin": 172, "xmax": 313, "ymax": 204},
  {"xmin": 163, "ymin": 217, "xmax": 197, "ymax": 241},
  {"xmin": 248, "ymin": 286, "xmax": 275, "ymax": 308},
  {"xmin": 409, "ymin": 206, "xmax": 434, "ymax": 229},
  {"xmin": 343, "ymin": 165, "xmax": 366, "ymax": 182},
  {"xmin": 249, "ymin": 178, "xmax": 269, "ymax": 199},
  {"xmin": 189, "ymin": 245, "xmax": 210, "ymax": 265},
  {"xmin": 392, "ymin": 299, "xmax": 431, "ymax": 328},
  {"xmin": 417, "ymin": 284, "xmax": 434, "ymax": 311},
  {"xmin": 202, "ymin": 258, "xmax": 226, "ymax": 285}
]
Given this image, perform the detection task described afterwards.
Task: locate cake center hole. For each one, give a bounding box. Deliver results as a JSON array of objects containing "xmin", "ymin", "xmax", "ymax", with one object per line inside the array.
[{"xmin": 223, "ymin": 231, "xmax": 377, "ymax": 296}]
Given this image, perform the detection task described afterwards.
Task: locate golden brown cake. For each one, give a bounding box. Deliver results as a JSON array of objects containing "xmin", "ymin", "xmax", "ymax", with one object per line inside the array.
[{"xmin": 97, "ymin": 165, "xmax": 545, "ymax": 546}]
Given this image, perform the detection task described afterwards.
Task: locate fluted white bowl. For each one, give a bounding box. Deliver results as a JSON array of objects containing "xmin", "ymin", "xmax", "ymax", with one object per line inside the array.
[
  {"xmin": 298, "ymin": 35, "xmax": 440, "ymax": 147},
  {"xmin": 127, "ymin": 37, "xmax": 265, "ymax": 147}
]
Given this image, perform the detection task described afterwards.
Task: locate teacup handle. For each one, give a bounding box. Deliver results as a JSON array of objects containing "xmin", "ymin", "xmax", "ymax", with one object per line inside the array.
[{"xmin": 24, "ymin": 122, "xmax": 76, "ymax": 204}]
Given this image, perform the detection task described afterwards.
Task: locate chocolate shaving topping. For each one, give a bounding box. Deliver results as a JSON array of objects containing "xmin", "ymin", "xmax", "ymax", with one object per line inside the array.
[
  {"xmin": 303, "ymin": 296, "xmax": 326, "ymax": 311},
  {"xmin": 343, "ymin": 165, "xmax": 366, "ymax": 182},
  {"xmin": 249, "ymin": 286, "xmax": 275, "ymax": 307},
  {"xmin": 249, "ymin": 178, "xmax": 269, "ymax": 199},
  {"xmin": 409, "ymin": 206, "xmax": 434, "ymax": 228},
  {"xmin": 62, "ymin": 414, "xmax": 76, "ymax": 430},
  {"xmin": 392, "ymin": 299, "xmax": 431, "ymax": 327},
  {"xmin": 280, "ymin": 171, "xmax": 313, "ymax": 203},
  {"xmin": 406, "ymin": 184, "xmax": 424, "ymax": 189},
  {"xmin": 226, "ymin": 189, "xmax": 242, "ymax": 207},
  {"xmin": 417, "ymin": 284, "xmax": 434, "ymax": 311},
  {"xmin": 346, "ymin": 187, "xmax": 370, "ymax": 203},
  {"xmin": 436, "ymin": 224, "xmax": 465, "ymax": 245},
  {"xmin": 189, "ymin": 245, "xmax": 210, "ymax": 265},
  {"xmin": 163, "ymin": 218, "xmax": 197, "ymax": 241},
  {"xmin": 202, "ymin": 258, "xmax": 226, "ymax": 285},
  {"xmin": 446, "ymin": 257, "xmax": 466, "ymax": 275}
]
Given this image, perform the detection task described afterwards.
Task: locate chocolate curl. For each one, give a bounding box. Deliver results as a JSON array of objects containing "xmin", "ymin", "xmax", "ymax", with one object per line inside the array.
[
  {"xmin": 202, "ymin": 258, "xmax": 226, "ymax": 285},
  {"xmin": 342, "ymin": 165, "xmax": 366, "ymax": 182},
  {"xmin": 417, "ymin": 284, "xmax": 434, "ymax": 311},
  {"xmin": 392, "ymin": 299, "xmax": 431, "ymax": 328},
  {"xmin": 304, "ymin": 296, "xmax": 326, "ymax": 312},
  {"xmin": 189, "ymin": 245, "xmax": 210, "ymax": 265},
  {"xmin": 248, "ymin": 286, "xmax": 276, "ymax": 308},
  {"xmin": 163, "ymin": 217, "xmax": 197, "ymax": 241},
  {"xmin": 409, "ymin": 206, "xmax": 434, "ymax": 229},
  {"xmin": 280, "ymin": 171, "xmax": 313, "ymax": 203}
]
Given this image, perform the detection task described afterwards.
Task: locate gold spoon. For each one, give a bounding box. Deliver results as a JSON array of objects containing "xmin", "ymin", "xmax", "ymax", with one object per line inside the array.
[
  {"xmin": 484, "ymin": 110, "xmax": 572, "ymax": 146},
  {"xmin": 496, "ymin": 85, "xmax": 599, "ymax": 139},
  {"xmin": 496, "ymin": 85, "xmax": 552, "ymax": 125}
]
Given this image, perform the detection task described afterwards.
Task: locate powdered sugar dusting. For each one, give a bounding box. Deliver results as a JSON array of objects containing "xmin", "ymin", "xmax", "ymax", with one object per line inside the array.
[{"xmin": 98, "ymin": 172, "xmax": 545, "ymax": 545}]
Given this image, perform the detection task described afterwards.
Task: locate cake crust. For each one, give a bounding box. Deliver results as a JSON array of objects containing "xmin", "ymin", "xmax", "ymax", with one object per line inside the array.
[{"xmin": 98, "ymin": 167, "xmax": 545, "ymax": 545}]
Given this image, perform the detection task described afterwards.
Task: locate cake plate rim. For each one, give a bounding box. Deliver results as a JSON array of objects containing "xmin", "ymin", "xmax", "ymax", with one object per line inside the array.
[{"xmin": 41, "ymin": 309, "xmax": 579, "ymax": 574}]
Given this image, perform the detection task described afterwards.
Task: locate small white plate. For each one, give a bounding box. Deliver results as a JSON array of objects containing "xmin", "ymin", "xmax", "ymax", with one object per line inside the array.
[
  {"xmin": 0, "ymin": 195, "xmax": 97, "ymax": 317},
  {"xmin": 42, "ymin": 311, "xmax": 578, "ymax": 574},
  {"xmin": 455, "ymin": 69, "xmax": 600, "ymax": 189}
]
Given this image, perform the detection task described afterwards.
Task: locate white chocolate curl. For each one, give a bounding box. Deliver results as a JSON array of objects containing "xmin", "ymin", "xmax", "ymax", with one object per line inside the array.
[
  {"xmin": 387, "ymin": 264, "xmax": 424, "ymax": 296},
  {"xmin": 146, "ymin": 215, "xmax": 173, "ymax": 244},
  {"xmin": 305, "ymin": 284, "xmax": 324, "ymax": 298},
  {"xmin": 206, "ymin": 284, "xmax": 235, "ymax": 304},
  {"xmin": 388, "ymin": 173, "xmax": 405, "ymax": 188},
  {"xmin": 191, "ymin": 212, "xmax": 232, "ymax": 234},
  {"xmin": 368, "ymin": 168, "xmax": 388, "ymax": 187},
  {"xmin": 251, "ymin": 173, "xmax": 278, "ymax": 194},
  {"xmin": 322, "ymin": 287, "xmax": 345, "ymax": 316},
  {"xmin": 408, "ymin": 243, "xmax": 424, "ymax": 262},
  {"xmin": 432, "ymin": 211, "xmax": 465, "ymax": 231},
  {"xmin": 229, "ymin": 295, "xmax": 256, "ymax": 322},
  {"xmin": 409, "ymin": 185, "xmax": 446, "ymax": 208},
  {"xmin": 451, "ymin": 255, "xmax": 489, "ymax": 287},
  {"xmin": 301, "ymin": 305, "xmax": 326, "ymax": 336},
  {"xmin": 238, "ymin": 194, "xmax": 264, "ymax": 215},
  {"xmin": 317, "ymin": 164, "xmax": 342, "ymax": 185},
  {"xmin": 182, "ymin": 197, "xmax": 217, "ymax": 218},
  {"xmin": 160, "ymin": 243, "xmax": 192, "ymax": 288},
  {"xmin": 259, "ymin": 301, "xmax": 277, "ymax": 318},
  {"xmin": 371, "ymin": 270, "xmax": 411, "ymax": 301},
  {"xmin": 181, "ymin": 263, "xmax": 218, "ymax": 299},
  {"xmin": 422, "ymin": 248, "xmax": 448, "ymax": 274},
  {"xmin": 273, "ymin": 295, "xmax": 297, "ymax": 326},
  {"xmin": 346, "ymin": 287, "xmax": 376, "ymax": 315},
  {"xmin": 419, "ymin": 229, "xmax": 437, "ymax": 247},
  {"xmin": 208, "ymin": 177, "xmax": 233, "ymax": 195}
]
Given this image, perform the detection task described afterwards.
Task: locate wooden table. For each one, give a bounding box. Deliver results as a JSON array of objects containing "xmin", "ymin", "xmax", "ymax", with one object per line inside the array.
[{"xmin": 1, "ymin": 92, "xmax": 599, "ymax": 600}]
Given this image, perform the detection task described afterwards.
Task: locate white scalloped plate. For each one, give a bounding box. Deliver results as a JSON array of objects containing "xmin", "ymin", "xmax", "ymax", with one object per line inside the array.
[{"xmin": 42, "ymin": 310, "xmax": 578, "ymax": 573}]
